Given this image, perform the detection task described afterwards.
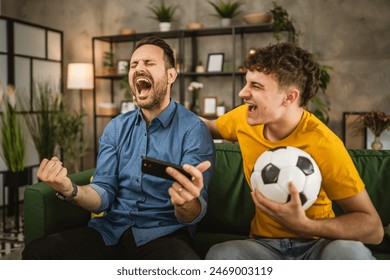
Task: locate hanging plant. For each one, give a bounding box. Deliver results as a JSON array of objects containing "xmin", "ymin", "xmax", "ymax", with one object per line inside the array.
[
  {"xmin": 270, "ymin": 2, "xmax": 300, "ymax": 44},
  {"xmin": 270, "ymin": 2, "xmax": 332, "ymax": 124}
]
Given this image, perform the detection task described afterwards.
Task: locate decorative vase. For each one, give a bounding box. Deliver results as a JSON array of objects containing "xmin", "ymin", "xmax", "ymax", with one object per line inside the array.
[
  {"xmin": 159, "ymin": 22, "xmax": 171, "ymax": 32},
  {"xmin": 190, "ymin": 90, "xmax": 201, "ymax": 115},
  {"xmin": 371, "ymin": 135, "xmax": 383, "ymax": 150}
]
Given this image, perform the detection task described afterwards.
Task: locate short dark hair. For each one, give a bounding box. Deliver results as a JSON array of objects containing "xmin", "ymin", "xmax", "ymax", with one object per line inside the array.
[
  {"xmin": 134, "ymin": 36, "xmax": 176, "ymax": 69},
  {"xmin": 244, "ymin": 42, "xmax": 320, "ymax": 107}
]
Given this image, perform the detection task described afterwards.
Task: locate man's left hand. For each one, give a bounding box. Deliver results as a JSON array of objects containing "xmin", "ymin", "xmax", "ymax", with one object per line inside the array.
[{"xmin": 167, "ymin": 160, "xmax": 211, "ymax": 222}]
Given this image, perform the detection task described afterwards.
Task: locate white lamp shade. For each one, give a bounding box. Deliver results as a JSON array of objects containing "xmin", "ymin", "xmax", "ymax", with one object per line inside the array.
[{"xmin": 67, "ymin": 63, "xmax": 94, "ymax": 89}]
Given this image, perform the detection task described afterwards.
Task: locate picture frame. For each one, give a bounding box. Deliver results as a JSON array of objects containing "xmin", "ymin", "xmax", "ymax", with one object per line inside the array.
[
  {"xmin": 366, "ymin": 128, "xmax": 390, "ymax": 150},
  {"xmin": 120, "ymin": 100, "xmax": 135, "ymax": 114},
  {"xmin": 117, "ymin": 60, "xmax": 129, "ymax": 75},
  {"xmin": 203, "ymin": 96, "xmax": 217, "ymax": 116},
  {"xmin": 206, "ymin": 53, "xmax": 224, "ymax": 72},
  {"xmin": 342, "ymin": 112, "xmax": 368, "ymax": 149}
]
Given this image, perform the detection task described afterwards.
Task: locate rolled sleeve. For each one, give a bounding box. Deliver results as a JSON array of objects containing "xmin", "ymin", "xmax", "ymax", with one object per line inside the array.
[{"xmin": 89, "ymin": 183, "xmax": 110, "ymax": 213}]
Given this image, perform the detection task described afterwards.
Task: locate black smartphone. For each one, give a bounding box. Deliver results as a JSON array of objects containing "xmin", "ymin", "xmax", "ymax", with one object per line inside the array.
[{"xmin": 141, "ymin": 157, "xmax": 192, "ymax": 181}]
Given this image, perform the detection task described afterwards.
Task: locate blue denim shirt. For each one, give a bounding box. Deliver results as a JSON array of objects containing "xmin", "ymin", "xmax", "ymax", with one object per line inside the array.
[{"xmin": 88, "ymin": 100, "xmax": 215, "ymax": 246}]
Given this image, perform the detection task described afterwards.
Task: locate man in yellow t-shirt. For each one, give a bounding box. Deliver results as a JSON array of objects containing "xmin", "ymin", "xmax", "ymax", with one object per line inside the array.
[{"xmin": 202, "ymin": 42, "xmax": 383, "ymax": 260}]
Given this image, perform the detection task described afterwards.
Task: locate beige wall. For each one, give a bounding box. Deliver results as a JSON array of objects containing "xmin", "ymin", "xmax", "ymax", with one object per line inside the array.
[{"xmin": 2, "ymin": 0, "xmax": 390, "ymax": 170}]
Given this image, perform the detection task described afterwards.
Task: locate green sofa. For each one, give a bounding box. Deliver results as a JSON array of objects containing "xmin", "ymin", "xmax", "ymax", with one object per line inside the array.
[{"xmin": 24, "ymin": 142, "xmax": 390, "ymax": 259}]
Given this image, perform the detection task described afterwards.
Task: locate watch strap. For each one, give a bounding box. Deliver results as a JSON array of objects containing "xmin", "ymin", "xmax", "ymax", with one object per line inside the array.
[{"xmin": 56, "ymin": 181, "xmax": 78, "ymax": 201}]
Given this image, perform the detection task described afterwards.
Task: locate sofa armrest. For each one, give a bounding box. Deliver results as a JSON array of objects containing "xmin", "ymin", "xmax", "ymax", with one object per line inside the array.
[{"xmin": 23, "ymin": 168, "xmax": 95, "ymax": 245}]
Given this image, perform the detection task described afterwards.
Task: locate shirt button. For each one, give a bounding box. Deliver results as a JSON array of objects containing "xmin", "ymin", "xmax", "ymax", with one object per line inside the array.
[{"xmin": 136, "ymin": 178, "xmax": 140, "ymax": 183}]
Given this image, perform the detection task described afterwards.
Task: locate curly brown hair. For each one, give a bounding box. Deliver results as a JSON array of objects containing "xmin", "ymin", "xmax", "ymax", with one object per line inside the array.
[{"xmin": 244, "ymin": 42, "xmax": 320, "ymax": 107}]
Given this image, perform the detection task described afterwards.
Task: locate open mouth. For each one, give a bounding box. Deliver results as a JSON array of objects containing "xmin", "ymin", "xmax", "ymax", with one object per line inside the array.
[
  {"xmin": 247, "ymin": 103, "xmax": 258, "ymax": 112},
  {"xmin": 135, "ymin": 77, "xmax": 152, "ymax": 93}
]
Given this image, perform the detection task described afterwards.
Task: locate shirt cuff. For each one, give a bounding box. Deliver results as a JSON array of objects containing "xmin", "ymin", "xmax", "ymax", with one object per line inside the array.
[{"xmin": 89, "ymin": 183, "xmax": 109, "ymax": 213}]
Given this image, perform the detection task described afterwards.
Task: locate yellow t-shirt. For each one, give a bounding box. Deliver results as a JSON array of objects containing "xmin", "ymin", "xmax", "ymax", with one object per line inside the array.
[{"xmin": 216, "ymin": 105, "xmax": 364, "ymax": 238}]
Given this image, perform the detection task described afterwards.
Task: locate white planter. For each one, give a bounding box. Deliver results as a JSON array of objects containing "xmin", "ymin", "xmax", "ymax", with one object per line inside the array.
[
  {"xmin": 217, "ymin": 106, "xmax": 226, "ymax": 116},
  {"xmin": 220, "ymin": 18, "xmax": 232, "ymax": 27},
  {"xmin": 159, "ymin": 22, "xmax": 171, "ymax": 32}
]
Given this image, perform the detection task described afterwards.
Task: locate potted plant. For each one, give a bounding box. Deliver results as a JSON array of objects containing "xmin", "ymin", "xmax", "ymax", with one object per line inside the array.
[
  {"xmin": 0, "ymin": 82, "xmax": 26, "ymax": 173},
  {"xmin": 270, "ymin": 3, "xmax": 332, "ymax": 125},
  {"xmin": 353, "ymin": 110, "xmax": 389, "ymax": 150},
  {"xmin": 120, "ymin": 63, "xmax": 133, "ymax": 102},
  {"xmin": 148, "ymin": 0, "xmax": 178, "ymax": 32},
  {"xmin": 217, "ymin": 101, "xmax": 226, "ymax": 116},
  {"xmin": 55, "ymin": 99, "xmax": 89, "ymax": 173},
  {"xmin": 22, "ymin": 81, "xmax": 61, "ymax": 161},
  {"xmin": 270, "ymin": 3, "xmax": 299, "ymax": 44},
  {"xmin": 102, "ymin": 51, "xmax": 115, "ymax": 75},
  {"xmin": 0, "ymin": 82, "xmax": 27, "ymax": 217},
  {"xmin": 208, "ymin": 0, "xmax": 244, "ymax": 27},
  {"xmin": 188, "ymin": 81, "xmax": 203, "ymax": 114}
]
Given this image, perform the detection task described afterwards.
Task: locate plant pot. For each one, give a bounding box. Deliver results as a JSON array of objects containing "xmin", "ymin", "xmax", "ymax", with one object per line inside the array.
[
  {"xmin": 159, "ymin": 22, "xmax": 171, "ymax": 32},
  {"xmin": 220, "ymin": 18, "xmax": 232, "ymax": 27},
  {"xmin": 102, "ymin": 66, "xmax": 116, "ymax": 75},
  {"xmin": 3, "ymin": 168, "xmax": 29, "ymax": 231},
  {"xmin": 217, "ymin": 106, "xmax": 226, "ymax": 116}
]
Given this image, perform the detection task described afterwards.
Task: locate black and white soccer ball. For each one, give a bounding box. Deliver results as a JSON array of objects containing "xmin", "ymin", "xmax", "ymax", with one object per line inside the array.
[{"xmin": 250, "ymin": 146, "xmax": 322, "ymax": 210}]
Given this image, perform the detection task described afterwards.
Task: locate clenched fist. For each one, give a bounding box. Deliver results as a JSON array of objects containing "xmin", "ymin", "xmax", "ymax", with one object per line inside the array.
[{"xmin": 37, "ymin": 157, "xmax": 73, "ymax": 197}]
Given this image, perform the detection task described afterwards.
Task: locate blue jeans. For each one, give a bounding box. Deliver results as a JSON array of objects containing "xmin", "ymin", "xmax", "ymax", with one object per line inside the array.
[{"xmin": 205, "ymin": 238, "xmax": 375, "ymax": 260}]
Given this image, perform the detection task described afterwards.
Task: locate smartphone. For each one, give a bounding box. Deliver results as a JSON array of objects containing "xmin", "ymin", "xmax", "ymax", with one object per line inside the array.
[{"xmin": 141, "ymin": 157, "xmax": 192, "ymax": 181}]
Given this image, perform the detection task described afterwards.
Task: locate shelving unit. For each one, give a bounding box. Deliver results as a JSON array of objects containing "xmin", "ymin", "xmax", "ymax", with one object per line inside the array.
[{"xmin": 91, "ymin": 24, "xmax": 273, "ymax": 160}]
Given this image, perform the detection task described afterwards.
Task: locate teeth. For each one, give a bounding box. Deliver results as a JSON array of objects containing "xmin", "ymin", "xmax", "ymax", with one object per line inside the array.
[
  {"xmin": 136, "ymin": 77, "xmax": 149, "ymax": 83},
  {"xmin": 135, "ymin": 77, "xmax": 152, "ymax": 92},
  {"xmin": 248, "ymin": 104, "xmax": 257, "ymax": 111}
]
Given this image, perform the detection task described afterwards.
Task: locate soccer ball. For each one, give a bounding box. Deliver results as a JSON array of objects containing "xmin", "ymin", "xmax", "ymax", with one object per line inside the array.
[{"xmin": 250, "ymin": 146, "xmax": 322, "ymax": 210}]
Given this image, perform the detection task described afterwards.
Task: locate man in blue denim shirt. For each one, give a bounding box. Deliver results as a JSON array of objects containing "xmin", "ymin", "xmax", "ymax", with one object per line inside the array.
[{"xmin": 23, "ymin": 37, "xmax": 214, "ymax": 260}]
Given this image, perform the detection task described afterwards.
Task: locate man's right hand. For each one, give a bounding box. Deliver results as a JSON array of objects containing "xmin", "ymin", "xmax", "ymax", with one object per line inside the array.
[{"xmin": 37, "ymin": 157, "xmax": 73, "ymax": 197}]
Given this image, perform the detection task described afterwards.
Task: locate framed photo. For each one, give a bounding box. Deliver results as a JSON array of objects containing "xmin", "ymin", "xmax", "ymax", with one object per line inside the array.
[
  {"xmin": 203, "ymin": 96, "xmax": 217, "ymax": 116},
  {"xmin": 366, "ymin": 128, "xmax": 390, "ymax": 150},
  {"xmin": 120, "ymin": 100, "xmax": 135, "ymax": 114},
  {"xmin": 342, "ymin": 112, "xmax": 368, "ymax": 149},
  {"xmin": 206, "ymin": 53, "xmax": 224, "ymax": 72},
  {"xmin": 117, "ymin": 60, "xmax": 129, "ymax": 74}
]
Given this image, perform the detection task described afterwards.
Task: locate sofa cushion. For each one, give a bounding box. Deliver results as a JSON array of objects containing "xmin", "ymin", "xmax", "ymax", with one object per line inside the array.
[
  {"xmin": 197, "ymin": 142, "xmax": 254, "ymax": 236},
  {"xmin": 348, "ymin": 149, "xmax": 390, "ymax": 255}
]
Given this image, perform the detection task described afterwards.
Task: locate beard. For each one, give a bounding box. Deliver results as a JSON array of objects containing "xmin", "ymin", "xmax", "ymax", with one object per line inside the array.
[{"xmin": 131, "ymin": 72, "xmax": 168, "ymax": 110}]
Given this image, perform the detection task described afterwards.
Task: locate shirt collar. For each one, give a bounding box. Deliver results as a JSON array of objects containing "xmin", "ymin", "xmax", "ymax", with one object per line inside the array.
[{"xmin": 135, "ymin": 99, "xmax": 176, "ymax": 128}]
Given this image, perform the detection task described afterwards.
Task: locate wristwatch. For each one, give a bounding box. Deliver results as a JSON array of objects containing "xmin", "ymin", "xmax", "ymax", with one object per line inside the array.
[{"xmin": 56, "ymin": 181, "xmax": 78, "ymax": 201}]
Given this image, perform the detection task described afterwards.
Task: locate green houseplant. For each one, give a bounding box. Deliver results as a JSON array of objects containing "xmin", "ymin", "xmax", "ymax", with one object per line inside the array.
[
  {"xmin": 23, "ymin": 81, "xmax": 61, "ymax": 161},
  {"xmin": 270, "ymin": 2, "xmax": 299, "ymax": 44},
  {"xmin": 0, "ymin": 82, "xmax": 27, "ymax": 217},
  {"xmin": 0, "ymin": 82, "xmax": 25, "ymax": 172},
  {"xmin": 55, "ymin": 99, "xmax": 88, "ymax": 173},
  {"xmin": 102, "ymin": 51, "xmax": 115, "ymax": 75},
  {"xmin": 148, "ymin": 0, "xmax": 178, "ymax": 31},
  {"xmin": 270, "ymin": 2, "xmax": 332, "ymax": 124},
  {"xmin": 208, "ymin": 0, "xmax": 244, "ymax": 26}
]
